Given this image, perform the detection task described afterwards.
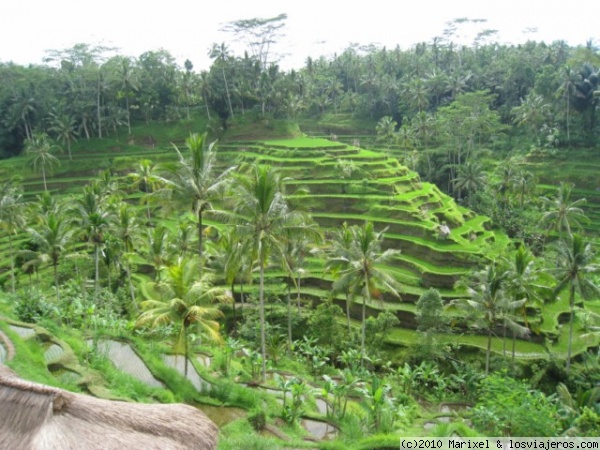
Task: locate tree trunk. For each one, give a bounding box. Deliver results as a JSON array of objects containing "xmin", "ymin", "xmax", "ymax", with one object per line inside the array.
[
  {"xmin": 296, "ymin": 274, "xmax": 301, "ymax": 313},
  {"xmin": 231, "ymin": 281, "xmax": 237, "ymax": 336},
  {"xmin": 203, "ymin": 94, "xmax": 211, "ymax": 120},
  {"xmin": 9, "ymin": 237, "xmax": 15, "ymax": 294},
  {"xmin": 53, "ymin": 262, "xmax": 60, "ymax": 302},
  {"xmin": 184, "ymin": 326, "xmax": 189, "ymax": 378},
  {"xmin": 566, "ymin": 284, "xmax": 575, "ymax": 374},
  {"xmin": 197, "ymin": 208, "xmax": 203, "ymax": 263},
  {"xmin": 222, "ymin": 67, "xmax": 234, "ymax": 120},
  {"xmin": 345, "ymin": 293, "xmax": 352, "ymax": 334},
  {"xmin": 259, "ymin": 259, "xmax": 267, "ymax": 380},
  {"xmin": 361, "ymin": 277, "xmax": 370, "ymax": 368},
  {"xmin": 126, "ymin": 96, "xmax": 131, "ymax": 135},
  {"xmin": 97, "ymin": 81, "xmax": 102, "ymax": 139},
  {"xmin": 126, "ymin": 260, "xmax": 137, "ymax": 311},
  {"xmin": 486, "ymin": 326, "xmax": 492, "ymax": 375},
  {"xmin": 94, "ymin": 245, "xmax": 100, "ymax": 301},
  {"xmin": 42, "ymin": 165, "xmax": 48, "ymax": 192},
  {"xmin": 287, "ymin": 279, "xmax": 292, "ymax": 353}
]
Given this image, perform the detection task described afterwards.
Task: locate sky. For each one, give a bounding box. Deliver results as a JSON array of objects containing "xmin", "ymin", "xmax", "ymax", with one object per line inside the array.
[{"xmin": 1, "ymin": 0, "xmax": 598, "ymax": 71}]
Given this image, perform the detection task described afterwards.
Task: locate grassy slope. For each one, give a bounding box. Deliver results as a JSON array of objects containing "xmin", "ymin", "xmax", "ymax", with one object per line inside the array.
[{"xmin": 0, "ymin": 116, "xmax": 592, "ymax": 362}]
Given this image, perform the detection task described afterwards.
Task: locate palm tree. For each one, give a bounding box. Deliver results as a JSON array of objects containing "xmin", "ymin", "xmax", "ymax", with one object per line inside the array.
[
  {"xmin": 114, "ymin": 56, "xmax": 139, "ymax": 134},
  {"xmin": 25, "ymin": 132, "xmax": 61, "ymax": 192},
  {"xmin": 556, "ymin": 66, "xmax": 577, "ymax": 146},
  {"xmin": 541, "ymin": 182, "xmax": 587, "ymax": 237},
  {"xmin": 327, "ymin": 222, "xmax": 356, "ymax": 333},
  {"xmin": 553, "ymin": 234, "xmax": 600, "ymax": 373},
  {"xmin": 113, "ymin": 203, "xmax": 141, "ymax": 307},
  {"xmin": 26, "ymin": 213, "xmax": 74, "ymax": 301},
  {"xmin": 128, "ymin": 159, "xmax": 164, "ymax": 223},
  {"xmin": 452, "ymin": 160, "xmax": 487, "ymax": 201},
  {"xmin": 145, "ymin": 225, "xmax": 171, "ymax": 281},
  {"xmin": 501, "ymin": 246, "xmax": 546, "ymax": 368},
  {"xmin": 48, "ymin": 111, "xmax": 79, "ymax": 160},
  {"xmin": 208, "ymin": 227, "xmax": 252, "ymax": 334},
  {"xmin": 455, "ymin": 264, "xmax": 522, "ymax": 374},
  {"xmin": 167, "ymin": 132, "xmax": 234, "ymax": 265},
  {"xmin": 208, "ymin": 43, "xmax": 234, "ymax": 119},
  {"xmin": 0, "ymin": 179, "xmax": 26, "ymax": 293},
  {"xmin": 137, "ymin": 258, "xmax": 226, "ymax": 377},
  {"xmin": 231, "ymin": 164, "xmax": 318, "ymax": 380},
  {"xmin": 330, "ymin": 222, "xmax": 401, "ymax": 365},
  {"xmin": 375, "ymin": 116, "xmax": 397, "ymax": 149},
  {"xmin": 72, "ymin": 188, "xmax": 111, "ymax": 299},
  {"xmin": 513, "ymin": 170, "xmax": 536, "ymax": 208},
  {"xmin": 199, "ymin": 71, "xmax": 213, "ymax": 121}
]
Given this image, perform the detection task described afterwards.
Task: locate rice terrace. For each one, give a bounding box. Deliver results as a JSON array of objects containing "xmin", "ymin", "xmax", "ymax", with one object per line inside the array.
[{"xmin": 1, "ymin": 11, "xmax": 600, "ymax": 449}]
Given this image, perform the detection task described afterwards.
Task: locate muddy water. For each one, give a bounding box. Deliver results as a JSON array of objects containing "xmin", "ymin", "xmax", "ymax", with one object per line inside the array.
[{"xmin": 195, "ymin": 404, "xmax": 247, "ymax": 427}]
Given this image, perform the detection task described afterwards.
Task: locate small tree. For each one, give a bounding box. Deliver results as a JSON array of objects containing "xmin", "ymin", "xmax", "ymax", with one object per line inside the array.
[{"xmin": 416, "ymin": 288, "xmax": 447, "ymax": 354}]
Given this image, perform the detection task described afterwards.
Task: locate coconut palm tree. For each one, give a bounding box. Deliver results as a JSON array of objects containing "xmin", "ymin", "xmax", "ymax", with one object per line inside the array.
[
  {"xmin": 127, "ymin": 159, "xmax": 164, "ymax": 223},
  {"xmin": 144, "ymin": 225, "xmax": 171, "ymax": 281},
  {"xmin": 327, "ymin": 221, "xmax": 356, "ymax": 333},
  {"xmin": 553, "ymin": 234, "xmax": 600, "ymax": 373},
  {"xmin": 137, "ymin": 258, "xmax": 226, "ymax": 377},
  {"xmin": 48, "ymin": 111, "xmax": 79, "ymax": 160},
  {"xmin": 72, "ymin": 188, "xmax": 111, "ymax": 299},
  {"xmin": 113, "ymin": 203, "xmax": 141, "ymax": 307},
  {"xmin": 452, "ymin": 160, "xmax": 487, "ymax": 201},
  {"xmin": 25, "ymin": 132, "xmax": 61, "ymax": 192},
  {"xmin": 26, "ymin": 213, "xmax": 75, "ymax": 301},
  {"xmin": 208, "ymin": 43, "xmax": 234, "ymax": 119},
  {"xmin": 231, "ymin": 164, "xmax": 319, "ymax": 380},
  {"xmin": 0, "ymin": 179, "xmax": 26, "ymax": 293},
  {"xmin": 167, "ymin": 132, "xmax": 235, "ymax": 265},
  {"xmin": 454, "ymin": 264, "xmax": 524, "ymax": 374},
  {"xmin": 541, "ymin": 182, "xmax": 587, "ymax": 238},
  {"xmin": 501, "ymin": 247, "xmax": 545, "ymax": 367},
  {"xmin": 330, "ymin": 222, "xmax": 402, "ymax": 366},
  {"xmin": 207, "ymin": 227, "xmax": 252, "ymax": 334}
]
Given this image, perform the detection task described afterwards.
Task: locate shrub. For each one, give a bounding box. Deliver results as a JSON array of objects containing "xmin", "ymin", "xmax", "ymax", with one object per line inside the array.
[
  {"xmin": 470, "ymin": 373, "xmax": 560, "ymax": 436},
  {"xmin": 247, "ymin": 408, "xmax": 266, "ymax": 432},
  {"xmin": 12, "ymin": 288, "xmax": 56, "ymax": 323}
]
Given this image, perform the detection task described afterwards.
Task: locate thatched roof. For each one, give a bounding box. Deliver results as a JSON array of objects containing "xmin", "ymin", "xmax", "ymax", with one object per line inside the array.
[{"xmin": 0, "ymin": 365, "xmax": 218, "ymax": 450}]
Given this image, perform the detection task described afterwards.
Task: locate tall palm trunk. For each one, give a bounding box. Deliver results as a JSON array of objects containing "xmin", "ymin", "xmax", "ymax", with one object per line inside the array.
[
  {"xmin": 566, "ymin": 284, "xmax": 575, "ymax": 373},
  {"xmin": 345, "ymin": 293, "xmax": 352, "ymax": 334},
  {"xmin": 9, "ymin": 237, "xmax": 15, "ymax": 293},
  {"xmin": 231, "ymin": 281, "xmax": 237, "ymax": 335},
  {"xmin": 287, "ymin": 278, "xmax": 293, "ymax": 353},
  {"xmin": 197, "ymin": 208, "xmax": 203, "ymax": 263},
  {"xmin": 53, "ymin": 261, "xmax": 60, "ymax": 302},
  {"xmin": 486, "ymin": 326, "xmax": 492, "ymax": 375},
  {"xmin": 222, "ymin": 67, "xmax": 234, "ymax": 120},
  {"xmin": 184, "ymin": 326, "xmax": 189, "ymax": 378},
  {"xmin": 361, "ymin": 276, "xmax": 370, "ymax": 368},
  {"xmin": 42, "ymin": 165, "xmax": 48, "ymax": 192},
  {"xmin": 126, "ymin": 260, "xmax": 137, "ymax": 311},
  {"xmin": 259, "ymin": 258, "xmax": 267, "ymax": 380},
  {"xmin": 94, "ymin": 245, "xmax": 100, "ymax": 300}
]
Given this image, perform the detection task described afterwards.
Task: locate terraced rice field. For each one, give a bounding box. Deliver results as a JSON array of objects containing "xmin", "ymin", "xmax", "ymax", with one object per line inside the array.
[
  {"xmin": 1, "ymin": 133, "xmax": 585, "ymax": 356},
  {"xmin": 90, "ymin": 339, "xmax": 164, "ymax": 388}
]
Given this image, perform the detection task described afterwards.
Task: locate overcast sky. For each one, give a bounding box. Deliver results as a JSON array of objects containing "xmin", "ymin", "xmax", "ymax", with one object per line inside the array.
[{"xmin": 1, "ymin": 0, "xmax": 598, "ymax": 70}]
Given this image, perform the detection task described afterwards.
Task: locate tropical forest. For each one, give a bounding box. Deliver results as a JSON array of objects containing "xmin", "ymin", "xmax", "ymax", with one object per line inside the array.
[{"xmin": 1, "ymin": 14, "xmax": 600, "ymax": 448}]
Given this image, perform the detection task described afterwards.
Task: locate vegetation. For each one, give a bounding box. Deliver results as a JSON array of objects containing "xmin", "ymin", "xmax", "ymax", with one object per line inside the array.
[{"xmin": 1, "ymin": 18, "xmax": 600, "ymax": 447}]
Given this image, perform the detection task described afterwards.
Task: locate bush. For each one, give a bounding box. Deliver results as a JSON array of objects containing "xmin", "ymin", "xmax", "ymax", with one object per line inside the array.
[
  {"xmin": 12, "ymin": 288, "xmax": 56, "ymax": 323},
  {"xmin": 247, "ymin": 408, "xmax": 266, "ymax": 432},
  {"xmin": 470, "ymin": 373, "xmax": 560, "ymax": 436}
]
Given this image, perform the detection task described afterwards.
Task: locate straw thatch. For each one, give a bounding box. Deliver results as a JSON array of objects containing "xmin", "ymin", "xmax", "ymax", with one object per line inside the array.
[{"xmin": 0, "ymin": 365, "xmax": 218, "ymax": 450}]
